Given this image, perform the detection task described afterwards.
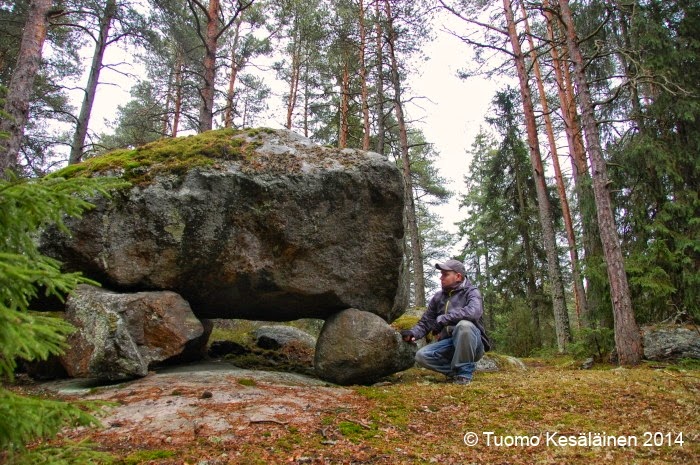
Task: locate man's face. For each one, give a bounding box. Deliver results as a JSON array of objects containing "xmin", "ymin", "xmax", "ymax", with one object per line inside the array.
[{"xmin": 440, "ymin": 270, "xmax": 462, "ymax": 289}]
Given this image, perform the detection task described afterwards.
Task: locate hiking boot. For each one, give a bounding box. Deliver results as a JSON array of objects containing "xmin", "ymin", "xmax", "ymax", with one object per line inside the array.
[{"xmin": 454, "ymin": 375, "xmax": 471, "ymax": 385}]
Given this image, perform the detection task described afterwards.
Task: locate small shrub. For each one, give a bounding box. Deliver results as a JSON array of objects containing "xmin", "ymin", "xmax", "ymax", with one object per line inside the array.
[
  {"xmin": 4, "ymin": 440, "xmax": 115, "ymax": 465},
  {"xmin": 568, "ymin": 327, "xmax": 615, "ymax": 361},
  {"xmin": 0, "ymin": 175, "xmax": 125, "ymax": 454}
]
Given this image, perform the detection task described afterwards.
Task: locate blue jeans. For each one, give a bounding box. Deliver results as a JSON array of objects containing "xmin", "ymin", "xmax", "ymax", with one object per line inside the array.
[{"xmin": 415, "ymin": 320, "xmax": 485, "ymax": 379}]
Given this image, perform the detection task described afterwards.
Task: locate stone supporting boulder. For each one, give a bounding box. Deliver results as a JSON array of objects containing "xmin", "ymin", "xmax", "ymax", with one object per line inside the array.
[
  {"xmin": 642, "ymin": 324, "xmax": 700, "ymax": 362},
  {"xmin": 41, "ymin": 128, "xmax": 407, "ymax": 323},
  {"xmin": 60, "ymin": 285, "xmax": 206, "ymax": 380},
  {"xmin": 254, "ymin": 325, "xmax": 316, "ymax": 351},
  {"xmin": 314, "ymin": 308, "xmax": 416, "ymax": 385}
]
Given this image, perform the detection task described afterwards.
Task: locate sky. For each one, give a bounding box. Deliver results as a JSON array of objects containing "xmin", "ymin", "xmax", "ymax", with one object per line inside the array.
[
  {"xmin": 409, "ymin": 33, "xmax": 500, "ymax": 240},
  {"xmin": 81, "ymin": 11, "xmax": 502, "ymax": 257}
]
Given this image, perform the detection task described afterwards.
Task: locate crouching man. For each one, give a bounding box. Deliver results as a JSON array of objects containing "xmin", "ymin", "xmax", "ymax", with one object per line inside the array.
[{"xmin": 401, "ymin": 259, "xmax": 490, "ymax": 385}]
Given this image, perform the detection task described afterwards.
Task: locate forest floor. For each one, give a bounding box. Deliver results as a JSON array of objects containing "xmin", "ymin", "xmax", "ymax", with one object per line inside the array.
[{"xmin": 8, "ymin": 357, "xmax": 700, "ymax": 465}]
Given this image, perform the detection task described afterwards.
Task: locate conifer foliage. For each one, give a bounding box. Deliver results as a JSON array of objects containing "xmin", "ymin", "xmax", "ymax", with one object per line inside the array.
[{"xmin": 0, "ymin": 172, "xmax": 124, "ymax": 454}]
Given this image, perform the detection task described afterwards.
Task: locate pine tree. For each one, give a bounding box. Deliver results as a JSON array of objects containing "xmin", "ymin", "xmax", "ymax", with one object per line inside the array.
[
  {"xmin": 558, "ymin": 0, "xmax": 643, "ymax": 365},
  {"xmin": 503, "ymin": 0, "xmax": 571, "ymax": 351},
  {"xmin": 0, "ymin": 0, "xmax": 53, "ymax": 174}
]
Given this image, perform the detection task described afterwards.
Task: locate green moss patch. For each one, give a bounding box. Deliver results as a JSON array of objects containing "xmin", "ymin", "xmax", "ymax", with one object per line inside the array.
[
  {"xmin": 119, "ymin": 449, "xmax": 176, "ymax": 464},
  {"xmin": 390, "ymin": 314, "xmax": 420, "ymax": 330},
  {"xmin": 238, "ymin": 378, "xmax": 257, "ymax": 387},
  {"xmin": 51, "ymin": 128, "xmax": 271, "ymax": 184}
]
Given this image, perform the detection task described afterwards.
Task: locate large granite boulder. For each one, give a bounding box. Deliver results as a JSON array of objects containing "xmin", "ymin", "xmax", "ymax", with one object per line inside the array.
[
  {"xmin": 642, "ymin": 324, "xmax": 700, "ymax": 362},
  {"xmin": 60, "ymin": 285, "xmax": 206, "ymax": 380},
  {"xmin": 314, "ymin": 308, "xmax": 417, "ymax": 385},
  {"xmin": 42, "ymin": 128, "xmax": 406, "ymax": 323}
]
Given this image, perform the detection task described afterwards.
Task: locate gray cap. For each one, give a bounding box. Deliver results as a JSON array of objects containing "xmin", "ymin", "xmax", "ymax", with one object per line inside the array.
[{"xmin": 435, "ymin": 259, "xmax": 466, "ymax": 276}]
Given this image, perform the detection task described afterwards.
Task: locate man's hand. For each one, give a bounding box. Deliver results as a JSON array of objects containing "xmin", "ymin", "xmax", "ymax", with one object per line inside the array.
[
  {"xmin": 431, "ymin": 324, "xmax": 445, "ymax": 341},
  {"xmin": 436, "ymin": 314, "xmax": 449, "ymax": 326},
  {"xmin": 400, "ymin": 330, "xmax": 415, "ymax": 343}
]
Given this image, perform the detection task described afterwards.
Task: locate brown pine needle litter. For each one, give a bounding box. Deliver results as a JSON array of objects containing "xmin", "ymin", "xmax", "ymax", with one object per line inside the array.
[{"xmin": 8, "ymin": 359, "xmax": 699, "ymax": 465}]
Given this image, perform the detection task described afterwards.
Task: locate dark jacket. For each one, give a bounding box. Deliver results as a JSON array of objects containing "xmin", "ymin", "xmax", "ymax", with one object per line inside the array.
[{"xmin": 411, "ymin": 278, "xmax": 491, "ymax": 351}]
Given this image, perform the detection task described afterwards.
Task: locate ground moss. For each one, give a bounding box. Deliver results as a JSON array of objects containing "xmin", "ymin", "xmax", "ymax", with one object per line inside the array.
[
  {"xmin": 118, "ymin": 449, "xmax": 176, "ymax": 464},
  {"xmin": 337, "ymin": 420, "xmax": 378, "ymax": 443},
  {"xmin": 275, "ymin": 426, "xmax": 304, "ymax": 452},
  {"xmin": 12, "ymin": 357, "xmax": 699, "ymax": 464},
  {"xmin": 238, "ymin": 378, "xmax": 257, "ymax": 387},
  {"xmin": 209, "ymin": 321, "xmax": 259, "ymax": 346}
]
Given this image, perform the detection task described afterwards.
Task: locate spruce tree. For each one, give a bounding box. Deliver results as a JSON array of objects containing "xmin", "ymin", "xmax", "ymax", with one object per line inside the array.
[{"xmin": 0, "ymin": 170, "xmax": 124, "ymax": 454}]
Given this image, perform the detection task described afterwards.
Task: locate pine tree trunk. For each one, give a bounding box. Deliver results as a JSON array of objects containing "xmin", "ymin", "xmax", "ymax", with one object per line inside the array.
[
  {"xmin": 172, "ymin": 54, "xmax": 183, "ymax": 137},
  {"xmin": 0, "ymin": 0, "xmax": 52, "ymax": 174},
  {"xmin": 198, "ymin": 0, "xmax": 219, "ymax": 133},
  {"xmin": 545, "ymin": 4, "xmax": 604, "ymax": 327},
  {"xmin": 503, "ymin": 0, "xmax": 571, "ymax": 351},
  {"xmin": 557, "ymin": 0, "xmax": 642, "ymax": 365},
  {"xmin": 565, "ymin": 83, "xmax": 607, "ymax": 327},
  {"xmin": 303, "ymin": 58, "xmax": 309, "ymax": 137},
  {"xmin": 69, "ymin": 0, "xmax": 116, "ymax": 164},
  {"xmin": 224, "ymin": 19, "xmax": 243, "ymax": 129},
  {"xmin": 286, "ymin": 42, "xmax": 301, "ymax": 130},
  {"xmin": 385, "ymin": 0, "xmax": 425, "ymax": 307},
  {"xmin": 162, "ymin": 61, "xmax": 174, "ymax": 137},
  {"xmin": 224, "ymin": 63, "xmax": 239, "ymax": 128},
  {"xmin": 359, "ymin": 0, "xmax": 371, "ymax": 150},
  {"xmin": 339, "ymin": 59, "xmax": 350, "ymax": 148},
  {"xmin": 520, "ymin": 1, "xmax": 587, "ymax": 328},
  {"xmin": 374, "ymin": 0, "xmax": 385, "ymax": 155}
]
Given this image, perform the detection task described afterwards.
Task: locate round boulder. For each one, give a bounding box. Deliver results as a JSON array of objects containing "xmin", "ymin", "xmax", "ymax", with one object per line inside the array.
[{"xmin": 314, "ymin": 308, "xmax": 416, "ymax": 385}]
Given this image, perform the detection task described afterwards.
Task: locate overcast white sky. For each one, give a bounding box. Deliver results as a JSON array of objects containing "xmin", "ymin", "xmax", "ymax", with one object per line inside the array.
[{"xmin": 409, "ymin": 35, "xmax": 500, "ymax": 240}]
